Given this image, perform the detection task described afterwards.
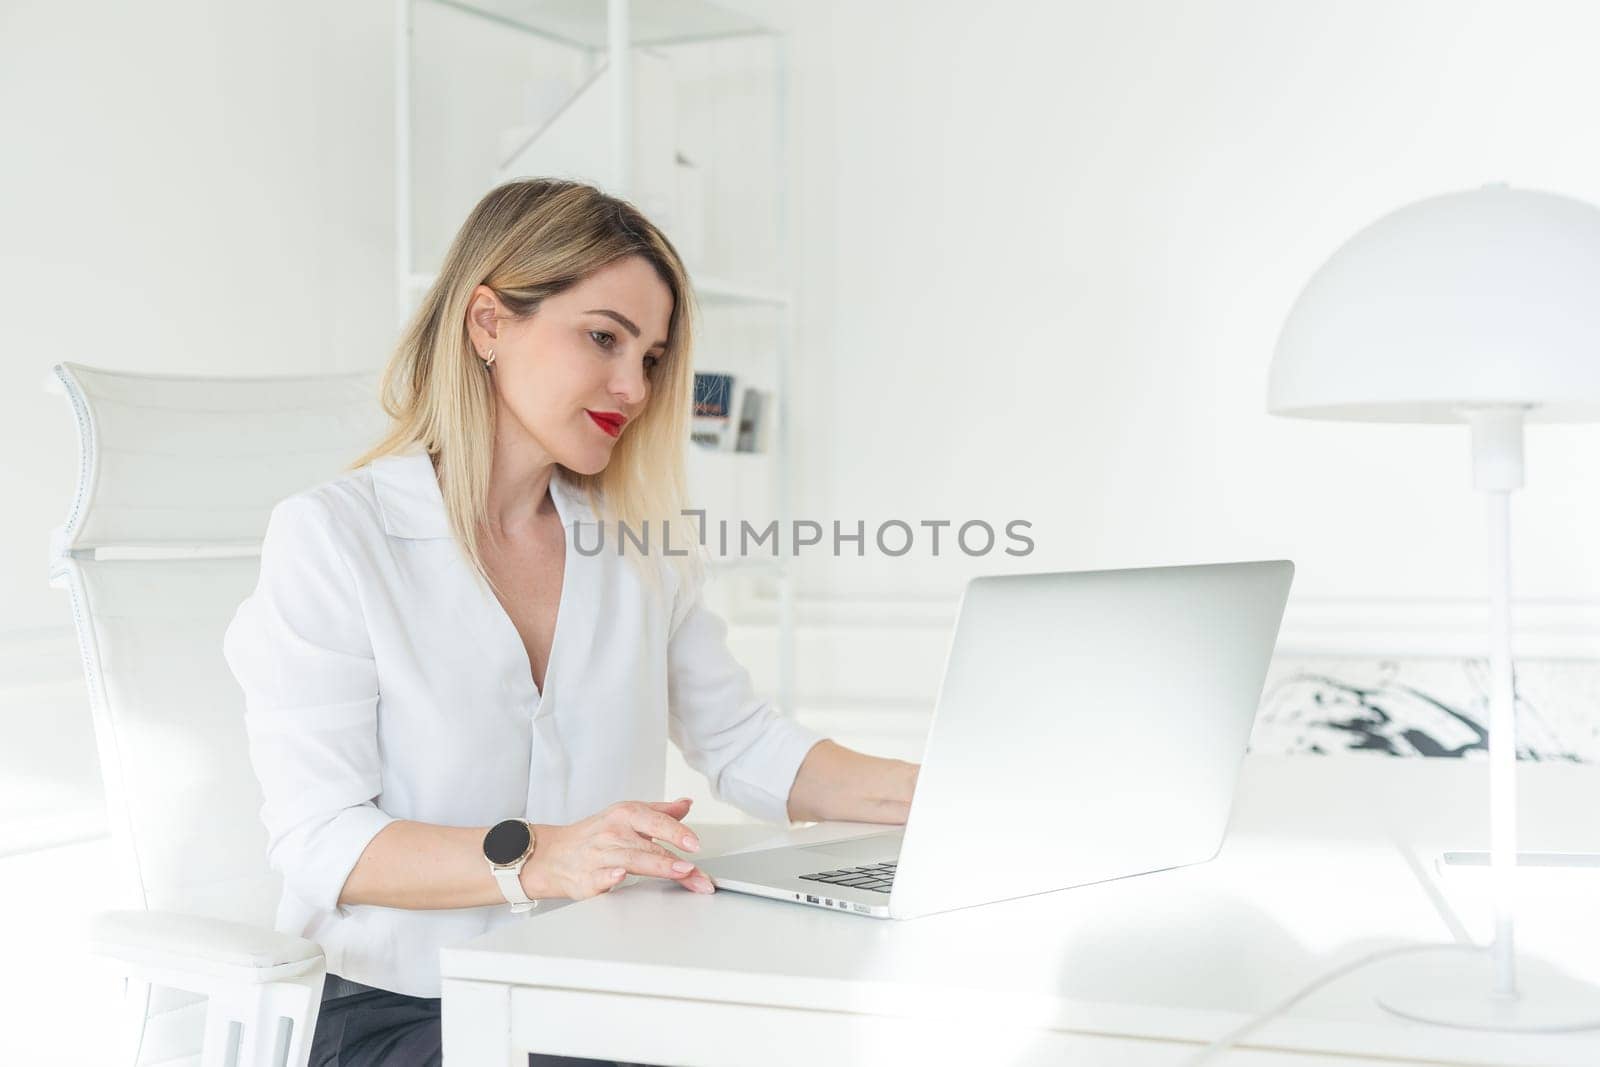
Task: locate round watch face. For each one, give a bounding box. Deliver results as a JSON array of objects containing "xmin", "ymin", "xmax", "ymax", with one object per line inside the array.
[{"xmin": 484, "ymin": 819, "xmax": 532, "ymax": 865}]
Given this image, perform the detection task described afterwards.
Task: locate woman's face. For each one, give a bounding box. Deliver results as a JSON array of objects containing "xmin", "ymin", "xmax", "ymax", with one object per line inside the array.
[{"xmin": 469, "ymin": 254, "xmax": 673, "ymax": 476}]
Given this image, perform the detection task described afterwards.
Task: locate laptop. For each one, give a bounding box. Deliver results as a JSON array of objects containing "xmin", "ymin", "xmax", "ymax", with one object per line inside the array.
[{"xmin": 696, "ymin": 560, "xmax": 1295, "ymax": 920}]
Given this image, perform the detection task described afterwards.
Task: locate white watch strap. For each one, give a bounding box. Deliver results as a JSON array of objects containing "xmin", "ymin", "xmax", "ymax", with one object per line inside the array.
[{"xmin": 492, "ymin": 863, "xmax": 537, "ymax": 913}]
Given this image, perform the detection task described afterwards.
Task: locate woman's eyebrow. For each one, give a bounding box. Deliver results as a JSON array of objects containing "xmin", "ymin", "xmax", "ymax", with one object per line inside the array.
[{"xmin": 585, "ymin": 308, "xmax": 667, "ymax": 351}]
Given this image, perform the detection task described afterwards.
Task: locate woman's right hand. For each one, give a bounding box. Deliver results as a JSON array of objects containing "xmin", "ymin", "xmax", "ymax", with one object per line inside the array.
[{"xmin": 521, "ymin": 797, "xmax": 715, "ymax": 900}]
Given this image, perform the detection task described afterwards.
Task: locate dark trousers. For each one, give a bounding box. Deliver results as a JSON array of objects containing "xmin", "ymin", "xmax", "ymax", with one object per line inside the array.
[{"xmin": 309, "ymin": 973, "xmax": 652, "ymax": 1067}]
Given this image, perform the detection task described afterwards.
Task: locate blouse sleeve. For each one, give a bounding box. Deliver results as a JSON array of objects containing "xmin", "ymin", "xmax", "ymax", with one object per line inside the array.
[
  {"xmin": 666, "ymin": 567, "xmax": 827, "ymax": 825},
  {"xmin": 222, "ymin": 494, "xmax": 398, "ymax": 915}
]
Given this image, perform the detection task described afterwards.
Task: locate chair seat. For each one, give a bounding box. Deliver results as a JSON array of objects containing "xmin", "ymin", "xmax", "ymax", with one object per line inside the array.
[{"xmin": 90, "ymin": 909, "xmax": 322, "ymax": 974}]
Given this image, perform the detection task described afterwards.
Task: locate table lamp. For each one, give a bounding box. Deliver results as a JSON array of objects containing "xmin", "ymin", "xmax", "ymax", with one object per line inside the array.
[{"xmin": 1268, "ymin": 184, "xmax": 1600, "ymax": 1031}]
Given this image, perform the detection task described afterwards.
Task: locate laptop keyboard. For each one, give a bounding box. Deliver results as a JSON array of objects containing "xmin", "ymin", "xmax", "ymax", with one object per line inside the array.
[{"xmin": 798, "ymin": 861, "xmax": 896, "ymax": 893}]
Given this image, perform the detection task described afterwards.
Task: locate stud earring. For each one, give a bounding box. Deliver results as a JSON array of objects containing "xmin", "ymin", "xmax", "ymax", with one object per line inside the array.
[{"xmin": 484, "ymin": 347, "xmax": 496, "ymax": 368}]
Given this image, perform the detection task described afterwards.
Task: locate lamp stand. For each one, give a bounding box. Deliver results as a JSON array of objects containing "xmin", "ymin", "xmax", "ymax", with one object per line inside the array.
[{"xmin": 1374, "ymin": 406, "xmax": 1600, "ymax": 1031}]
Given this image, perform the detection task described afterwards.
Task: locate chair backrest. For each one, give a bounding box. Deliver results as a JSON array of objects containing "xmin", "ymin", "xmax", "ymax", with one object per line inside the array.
[{"xmin": 49, "ymin": 361, "xmax": 385, "ymax": 926}]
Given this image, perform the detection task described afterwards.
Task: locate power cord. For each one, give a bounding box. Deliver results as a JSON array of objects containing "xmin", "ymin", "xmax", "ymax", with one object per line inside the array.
[{"xmin": 1180, "ymin": 942, "xmax": 1484, "ymax": 1064}]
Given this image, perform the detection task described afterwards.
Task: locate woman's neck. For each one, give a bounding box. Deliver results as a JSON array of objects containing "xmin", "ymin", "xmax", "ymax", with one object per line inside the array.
[{"xmin": 484, "ymin": 409, "xmax": 560, "ymax": 537}]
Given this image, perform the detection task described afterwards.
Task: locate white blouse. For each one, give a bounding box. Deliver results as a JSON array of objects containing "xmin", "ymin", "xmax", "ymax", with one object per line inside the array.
[{"xmin": 222, "ymin": 449, "xmax": 826, "ymax": 997}]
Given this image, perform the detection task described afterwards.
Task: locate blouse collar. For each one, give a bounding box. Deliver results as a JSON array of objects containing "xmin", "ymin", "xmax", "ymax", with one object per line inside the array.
[{"xmin": 370, "ymin": 450, "xmax": 591, "ymax": 541}]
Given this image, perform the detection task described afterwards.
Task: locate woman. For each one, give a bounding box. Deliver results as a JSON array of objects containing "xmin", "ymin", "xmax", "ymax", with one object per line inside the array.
[{"xmin": 223, "ymin": 178, "xmax": 920, "ymax": 1066}]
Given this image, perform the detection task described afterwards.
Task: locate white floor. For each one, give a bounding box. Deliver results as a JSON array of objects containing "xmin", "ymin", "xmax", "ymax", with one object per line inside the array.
[
  {"xmin": 0, "ymin": 622, "xmax": 916, "ymax": 1063},
  {"xmin": 0, "ymin": 630, "xmax": 125, "ymax": 1063},
  {"xmin": 0, "ymin": 837, "xmax": 126, "ymax": 1065},
  {"xmin": 0, "ymin": 828, "xmax": 793, "ymax": 1066}
]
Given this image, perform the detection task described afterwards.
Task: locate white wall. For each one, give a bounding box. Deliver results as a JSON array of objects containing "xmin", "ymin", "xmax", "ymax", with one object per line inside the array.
[
  {"xmin": 0, "ymin": 0, "xmax": 408, "ymax": 862},
  {"xmin": 0, "ymin": 0, "xmax": 807, "ymax": 849},
  {"xmin": 782, "ymin": 0, "xmax": 1600, "ymax": 617},
  {"xmin": 0, "ymin": 0, "xmax": 782, "ymax": 639},
  {"xmin": 9, "ymin": 0, "xmax": 1600, "ymax": 819},
  {"xmin": 0, "ymin": 0, "xmax": 397, "ymax": 639}
]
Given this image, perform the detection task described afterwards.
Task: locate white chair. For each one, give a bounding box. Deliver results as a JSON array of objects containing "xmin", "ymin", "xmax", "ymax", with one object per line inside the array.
[{"xmin": 47, "ymin": 362, "xmax": 385, "ymax": 1067}]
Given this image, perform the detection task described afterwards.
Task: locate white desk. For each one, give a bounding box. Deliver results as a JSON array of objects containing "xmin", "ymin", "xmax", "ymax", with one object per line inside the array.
[{"xmin": 440, "ymin": 755, "xmax": 1600, "ymax": 1065}]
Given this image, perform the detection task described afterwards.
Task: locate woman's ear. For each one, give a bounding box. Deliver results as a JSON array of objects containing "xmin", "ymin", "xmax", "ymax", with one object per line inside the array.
[{"xmin": 467, "ymin": 285, "xmax": 501, "ymax": 351}]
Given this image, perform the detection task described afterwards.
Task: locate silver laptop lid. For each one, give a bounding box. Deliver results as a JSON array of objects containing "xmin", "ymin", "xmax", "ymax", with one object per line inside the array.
[{"xmin": 889, "ymin": 560, "xmax": 1293, "ymax": 920}]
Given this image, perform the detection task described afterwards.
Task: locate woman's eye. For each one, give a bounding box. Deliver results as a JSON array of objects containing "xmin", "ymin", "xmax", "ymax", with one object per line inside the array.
[
  {"xmin": 589, "ymin": 330, "xmax": 615, "ymax": 348},
  {"xmin": 644, "ymin": 354, "xmax": 661, "ymax": 373}
]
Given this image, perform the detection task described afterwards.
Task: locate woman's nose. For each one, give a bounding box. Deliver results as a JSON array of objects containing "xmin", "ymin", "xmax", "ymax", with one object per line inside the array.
[{"xmin": 611, "ymin": 363, "xmax": 648, "ymax": 406}]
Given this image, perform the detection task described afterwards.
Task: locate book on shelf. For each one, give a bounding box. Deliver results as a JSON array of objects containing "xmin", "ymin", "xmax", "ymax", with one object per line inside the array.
[
  {"xmin": 691, "ymin": 371, "xmax": 735, "ymax": 449},
  {"xmin": 691, "ymin": 371, "xmax": 769, "ymax": 453},
  {"xmin": 733, "ymin": 387, "xmax": 765, "ymax": 452}
]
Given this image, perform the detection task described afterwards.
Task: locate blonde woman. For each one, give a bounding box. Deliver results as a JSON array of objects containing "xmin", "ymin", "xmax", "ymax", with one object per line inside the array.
[{"xmin": 222, "ymin": 178, "xmax": 920, "ymax": 1067}]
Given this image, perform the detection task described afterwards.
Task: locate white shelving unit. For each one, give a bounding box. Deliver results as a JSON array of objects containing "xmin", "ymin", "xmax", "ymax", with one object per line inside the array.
[{"xmin": 395, "ymin": 0, "xmax": 799, "ymax": 718}]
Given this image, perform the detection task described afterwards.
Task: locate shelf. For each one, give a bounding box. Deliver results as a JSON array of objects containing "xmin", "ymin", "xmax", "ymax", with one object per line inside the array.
[
  {"xmin": 422, "ymin": 0, "xmax": 775, "ymax": 50},
  {"xmin": 707, "ymin": 556, "xmax": 785, "ymax": 573},
  {"xmin": 405, "ymin": 271, "xmax": 788, "ymax": 309},
  {"xmin": 685, "ymin": 441, "xmax": 777, "ymax": 565},
  {"xmin": 687, "ymin": 442, "xmax": 770, "ymax": 458}
]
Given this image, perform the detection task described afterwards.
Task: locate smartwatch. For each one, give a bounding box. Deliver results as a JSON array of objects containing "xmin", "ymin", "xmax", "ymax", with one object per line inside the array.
[{"xmin": 483, "ymin": 818, "xmax": 539, "ymax": 913}]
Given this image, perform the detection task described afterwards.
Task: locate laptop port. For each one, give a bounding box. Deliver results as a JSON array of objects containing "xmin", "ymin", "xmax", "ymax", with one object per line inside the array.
[
  {"xmin": 805, "ymin": 895, "xmax": 820, "ymax": 904},
  {"xmin": 853, "ymin": 903, "xmax": 869, "ymax": 913}
]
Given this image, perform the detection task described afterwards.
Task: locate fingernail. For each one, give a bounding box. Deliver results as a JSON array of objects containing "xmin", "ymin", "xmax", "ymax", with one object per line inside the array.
[
  {"xmin": 682, "ymin": 834, "xmax": 700, "ymax": 851},
  {"xmin": 671, "ymin": 860, "xmax": 694, "ymax": 874}
]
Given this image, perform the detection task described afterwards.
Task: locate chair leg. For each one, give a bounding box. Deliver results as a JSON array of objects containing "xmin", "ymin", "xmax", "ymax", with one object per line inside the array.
[
  {"xmin": 116, "ymin": 976, "xmax": 153, "ymax": 1066},
  {"xmin": 199, "ymin": 971, "xmax": 327, "ymax": 1067},
  {"xmin": 199, "ymin": 988, "xmax": 241, "ymax": 1066},
  {"xmin": 268, "ymin": 971, "xmax": 326, "ymax": 1067}
]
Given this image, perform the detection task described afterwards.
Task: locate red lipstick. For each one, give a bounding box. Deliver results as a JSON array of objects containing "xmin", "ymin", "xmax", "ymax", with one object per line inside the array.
[{"xmin": 586, "ymin": 409, "xmax": 626, "ymax": 437}]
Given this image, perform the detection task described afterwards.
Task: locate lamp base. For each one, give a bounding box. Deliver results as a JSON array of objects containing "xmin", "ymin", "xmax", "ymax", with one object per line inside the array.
[{"xmin": 1375, "ymin": 955, "xmax": 1600, "ymax": 1032}]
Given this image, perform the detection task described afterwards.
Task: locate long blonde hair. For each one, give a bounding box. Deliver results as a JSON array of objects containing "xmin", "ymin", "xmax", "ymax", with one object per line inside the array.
[{"xmin": 356, "ymin": 178, "xmax": 701, "ymax": 590}]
